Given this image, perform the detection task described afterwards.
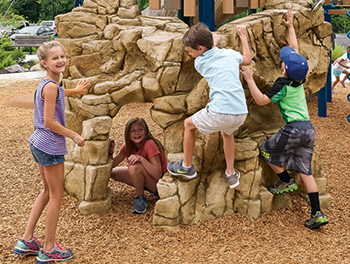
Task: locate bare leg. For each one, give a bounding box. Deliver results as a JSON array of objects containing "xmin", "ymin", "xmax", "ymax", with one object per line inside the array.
[
  {"xmin": 340, "ymin": 70, "xmax": 350, "ymax": 87},
  {"xmin": 110, "ymin": 167, "xmax": 134, "ymax": 187},
  {"xmin": 22, "ymin": 163, "xmax": 49, "ymax": 242},
  {"xmin": 266, "ymin": 162, "xmax": 285, "ymax": 174},
  {"xmin": 299, "ymin": 173, "xmax": 318, "ymax": 193},
  {"xmin": 183, "ymin": 117, "xmax": 197, "ymax": 167},
  {"xmin": 221, "ymin": 131, "xmax": 235, "ymax": 175},
  {"xmin": 332, "ymin": 76, "xmax": 340, "ymax": 90},
  {"xmin": 128, "ymin": 163, "xmax": 159, "ymax": 196},
  {"xmin": 42, "ymin": 163, "xmax": 65, "ymax": 251}
]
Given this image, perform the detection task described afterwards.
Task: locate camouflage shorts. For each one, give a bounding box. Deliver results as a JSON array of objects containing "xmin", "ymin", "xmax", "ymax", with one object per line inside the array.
[{"xmin": 260, "ymin": 121, "xmax": 315, "ymax": 175}]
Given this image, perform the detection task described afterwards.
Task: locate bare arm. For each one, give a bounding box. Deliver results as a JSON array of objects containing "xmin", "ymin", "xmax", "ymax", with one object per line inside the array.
[
  {"xmin": 64, "ymin": 79, "xmax": 90, "ymax": 96},
  {"xmin": 236, "ymin": 25, "xmax": 252, "ymax": 66},
  {"xmin": 282, "ymin": 10, "xmax": 298, "ymax": 52},
  {"xmin": 112, "ymin": 152, "xmax": 126, "ymax": 168},
  {"xmin": 43, "ymin": 82, "xmax": 85, "ymax": 146},
  {"xmin": 240, "ymin": 67, "xmax": 271, "ymax": 106},
  {"xmin": 212, "ymin": 33, "xmax": 220, "ymax": 48}
]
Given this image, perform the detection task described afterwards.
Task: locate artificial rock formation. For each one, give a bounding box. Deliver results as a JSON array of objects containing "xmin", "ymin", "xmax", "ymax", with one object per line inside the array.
[{"xmin": 57, "ymin": 0, "xmax": 332, "ymax": 229}]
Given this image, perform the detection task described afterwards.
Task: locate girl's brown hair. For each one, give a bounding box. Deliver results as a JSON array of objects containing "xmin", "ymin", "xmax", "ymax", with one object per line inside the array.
[
  {"xmin": 37, "ymin": 40, "xmax": 64, "ymax": 70},
  {"xmin": 124, "ymin": 117, "xmax": 164, "ymax": 157}
]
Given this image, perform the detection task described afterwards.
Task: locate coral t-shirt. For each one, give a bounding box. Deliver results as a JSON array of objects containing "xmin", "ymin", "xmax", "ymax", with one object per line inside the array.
[{"xmin": 120, "ymin": 140, "xmax": 167, "ymax": 174}]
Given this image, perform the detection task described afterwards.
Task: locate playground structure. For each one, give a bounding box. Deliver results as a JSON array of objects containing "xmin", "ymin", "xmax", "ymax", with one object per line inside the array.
[
  {"xmin": 318, "ymin": 0, "xmax": 350, "ymax": 118},
  {"xmin": 148, "ymin": 0, "xmax": 266, "ymax": 30},
  {"xmin": 59, "ymin": 0, "xmax": 332, "ymax": 229},
  {"xmin": 74, "ymin": 0, "xmax": 85, "ymax": 8}
]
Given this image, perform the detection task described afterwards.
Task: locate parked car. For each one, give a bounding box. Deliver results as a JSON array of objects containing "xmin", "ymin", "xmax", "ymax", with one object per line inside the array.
[
  {"xmin": 0, "ymin": 24, "xmax": 14, "ymax": 38},
  {"xmin": 0, "ymin": 21, "xmax": 32, "ymax": 38},
  {"xmin": 10, "ymin": 25, "xmax": 56, "ymax": 41},
  {"xmin": 40, "ymin": 20, "xmax": 56, "ymax": 30}
]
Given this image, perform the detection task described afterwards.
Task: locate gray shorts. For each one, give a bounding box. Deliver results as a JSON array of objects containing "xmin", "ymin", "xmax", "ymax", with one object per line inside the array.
[
  {"xmin": 192, "ymin": 107, "xmax": 247, "ymax": 136},
  {"xmin": 260, "ymin": 121, "xmax": 315, "ymax": 175}
]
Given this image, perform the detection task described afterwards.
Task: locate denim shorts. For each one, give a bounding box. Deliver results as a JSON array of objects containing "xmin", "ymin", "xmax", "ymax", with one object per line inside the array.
[
  {"xmin": 30, "ymin": 144, "xmax": 65, "ymax": 167},
  {"xmin": 192, "ymin": 106, "xmax": 247, "ymax": 136}
]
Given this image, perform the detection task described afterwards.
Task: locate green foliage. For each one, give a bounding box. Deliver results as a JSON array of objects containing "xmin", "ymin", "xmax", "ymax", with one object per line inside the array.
[
  {"xmin": 137, "ymin": 0, "xmax": 149, "ymax": 11},
  {"xmin": 39, "ymin": 0, "xmax": 74, "ymax": 21},
  {"xmin": 1, "ymin": 35, "xmax": 14, "ymax": 51},
  {"xmin": 1, "ymin": 0, "xmax": 74, "ymax": 23},
  {"xmin": 0, "ymin": 36, "xmax": 25, "ymax": 69},
  {"xmin": 332, "ymin": 42, "xmax": 345, "ymax": 62},
  {"xmin": 11, "ymin": 0, "xmax": 40, "ymax": 23},
  {"xmin": 331, "ymin": 14, "xmax": 350, "ymax": 33},
  {"xmin": 0, "ymin": 53, "xmax": 16, "ymax": 69},
  {"xmin": 0, "ymin": 12, "xmax": 28, "ymax": 39}
]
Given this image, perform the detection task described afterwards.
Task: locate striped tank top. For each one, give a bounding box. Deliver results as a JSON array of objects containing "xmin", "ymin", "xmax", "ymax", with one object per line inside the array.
[{"xmin": 28, "ymin": 79, "xmax": 67, "ymax": 155}]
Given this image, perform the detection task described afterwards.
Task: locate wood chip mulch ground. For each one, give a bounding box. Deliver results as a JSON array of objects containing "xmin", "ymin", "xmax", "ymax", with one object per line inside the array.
[{"xmin": 0, "ymin": 78, "xmax": 349, "ymax": 263}]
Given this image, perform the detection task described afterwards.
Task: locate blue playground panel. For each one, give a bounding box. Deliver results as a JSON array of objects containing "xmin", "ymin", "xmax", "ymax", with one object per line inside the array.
[
  {"xmin": 75, "ymin": 0, "xmax": 84, "ymax": 8},
  {"xmin": 198, "ymin": 0, "xmax": 215, "ymax": 31}
]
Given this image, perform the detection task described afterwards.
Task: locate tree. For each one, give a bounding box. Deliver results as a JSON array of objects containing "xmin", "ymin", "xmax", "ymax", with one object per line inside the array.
[
  {"xmin": 39, "ymin": 0, "xmax": 74, "ymax": 21},
  {"xmin": 11, "ymin": 0, "xmax": 40, "ymax": 23}
]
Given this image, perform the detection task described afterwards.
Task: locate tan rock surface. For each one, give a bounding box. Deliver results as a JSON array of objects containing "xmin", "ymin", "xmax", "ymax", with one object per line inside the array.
[{"xmin": 1, "ymin": 79, "xmax": 349, "ymax": 263}]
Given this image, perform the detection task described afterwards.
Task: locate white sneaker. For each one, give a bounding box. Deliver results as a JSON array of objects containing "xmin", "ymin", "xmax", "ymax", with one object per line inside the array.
[
  {"xmin": 312, "ymin": 0, "xmax": 325, "ymax": 12},
  {"xmin": 225, "ymin": 169, "xmax": 240, "ymax": 189}
]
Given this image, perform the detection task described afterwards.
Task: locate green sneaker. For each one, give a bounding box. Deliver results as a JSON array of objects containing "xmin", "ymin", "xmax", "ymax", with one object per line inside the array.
[
  {"xmin": 268, "ymin": 178, "xmax": 298, "ymax": 194},
  {"xmin": 304, "ymin": 211, "xmax": 328, "ymax": 229}
]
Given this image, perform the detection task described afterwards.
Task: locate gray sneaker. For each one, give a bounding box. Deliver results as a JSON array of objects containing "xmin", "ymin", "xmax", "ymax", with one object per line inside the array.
[
  {"xmin": 167, "ymin": 160, "xmax": 197, "ymax": 179},
  {"xmin": 311, "ymin": 0, "xmax": 325, "ymax": 12},
  {"xmin": 132, "ymin": 195, "xmax": 148, "ymax": 214},
  {"xmin": 226, "ymin": 169, "xmax": 240, "ymax": 189}
]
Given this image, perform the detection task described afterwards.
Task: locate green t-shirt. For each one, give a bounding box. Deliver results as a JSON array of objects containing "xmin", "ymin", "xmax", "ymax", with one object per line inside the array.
[{"xmin": 265, "ymin": 77, "xmax": 309, "ymax": 123}]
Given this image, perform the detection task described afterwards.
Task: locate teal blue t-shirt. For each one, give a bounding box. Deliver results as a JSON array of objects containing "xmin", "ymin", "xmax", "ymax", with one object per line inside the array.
[{"xmin": 195, "ymin": 47, "xmax": 248, "ymax": 115}]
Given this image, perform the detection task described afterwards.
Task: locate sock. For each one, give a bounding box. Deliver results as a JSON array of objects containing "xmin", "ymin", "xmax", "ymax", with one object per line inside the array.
[
  {"xmin": 308, "ymin": 192, "xmax": 321, "ymax": 215},
  {"xmin": 181, "ymin": 161, "xmax": 191, "ymax": 170},
  {"xmin": 277, "ymin": 170, "xmax": 291, "ymax": 183},
  {"xmin": 225, "ymin": 171, "xmax": 236, "ymax": 177}
]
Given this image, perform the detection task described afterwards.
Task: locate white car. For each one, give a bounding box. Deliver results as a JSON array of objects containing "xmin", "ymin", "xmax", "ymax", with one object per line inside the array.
[{"xmin": 40, "ymin": 20, "xmax": 56, "ymax": 31}]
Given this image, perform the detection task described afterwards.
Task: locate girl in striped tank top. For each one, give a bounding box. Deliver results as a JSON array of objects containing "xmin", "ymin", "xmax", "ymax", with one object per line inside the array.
[{"xmin": 13, "ymin": 41, "xmax": 90, "ymax": 263}]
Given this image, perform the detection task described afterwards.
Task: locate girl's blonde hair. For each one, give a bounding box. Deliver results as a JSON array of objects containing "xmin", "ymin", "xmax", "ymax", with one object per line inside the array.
[
  {"xmin": 37, "ymin": 41, "xmax": 64, "ymax": 70},
  {"xmin": 124, "ymin": 117, "xmax": 164, "ymax": 157}
]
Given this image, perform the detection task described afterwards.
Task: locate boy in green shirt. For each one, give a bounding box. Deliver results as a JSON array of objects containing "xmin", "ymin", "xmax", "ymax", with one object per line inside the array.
[{"xmin": 240, "ymin": 10, "xmax": 328, "ymax": 229}]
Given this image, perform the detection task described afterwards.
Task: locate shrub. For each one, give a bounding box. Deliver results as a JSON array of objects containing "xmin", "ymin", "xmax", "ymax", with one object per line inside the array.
[
  {"xmin": 332, "ymin": 42, "xmax": 345, "ymax": 62},
  {"xmin": 0, "ymin": 54, "xmax": 16, "ymax": 69},
  {"xmin": 0, "ymin": 35, "xmax": 25, "ymax": 69}
]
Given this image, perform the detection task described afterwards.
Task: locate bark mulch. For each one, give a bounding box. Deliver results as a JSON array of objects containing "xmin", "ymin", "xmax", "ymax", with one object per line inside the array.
[{"xmin": 0, "ymin": 79, "xmax": 349, "ymax": 263}]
